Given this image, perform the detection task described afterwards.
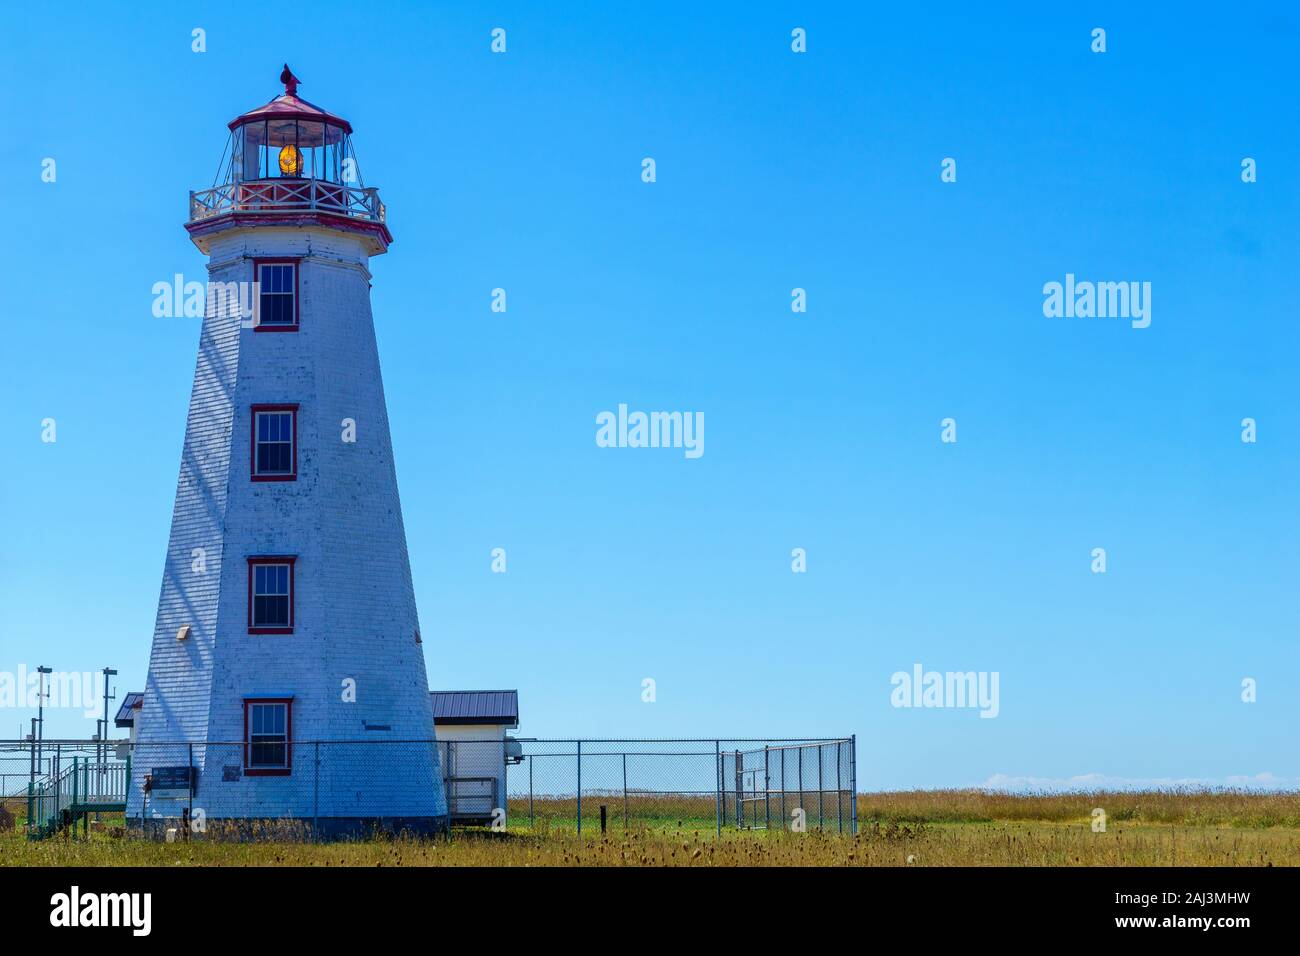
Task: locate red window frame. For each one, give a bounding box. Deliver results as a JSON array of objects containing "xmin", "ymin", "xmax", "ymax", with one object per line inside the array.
[
  {"xmin": 243, "ymin": 698, "xmax": 293, "ymax": 776},
  {"xmin": 250, "ymin": 403, "xmax": 299, "ymax": 482},
  {"xmin": 252, "ymin": 258, "xmax": 300, "ymax": 331},
  {"xmin": 247, "ymin": 555, "xmax": 296, "ymax": 634}
]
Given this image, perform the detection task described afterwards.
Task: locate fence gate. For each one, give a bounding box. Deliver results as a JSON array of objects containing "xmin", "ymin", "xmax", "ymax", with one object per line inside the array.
[
  {"xmin": 735, "ymin": 746, "xmax": 771, "ymax": 830},
  {"xmin": 731, "ymin": 741, "xmax": 852, "ymax": 833}
]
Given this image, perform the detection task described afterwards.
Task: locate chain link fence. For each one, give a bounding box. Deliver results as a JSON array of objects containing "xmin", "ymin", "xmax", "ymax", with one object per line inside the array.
[
  {"xmin": 6, "ymin": 736, "xmax": 856, "ymax": 840},
  {"xmin": 509, "ymin": 739, "xmax": 856, "ymax": 835}
]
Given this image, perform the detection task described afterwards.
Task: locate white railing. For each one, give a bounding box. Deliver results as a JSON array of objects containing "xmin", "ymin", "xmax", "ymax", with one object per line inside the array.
[{"xmin": 189, "ymin": 179, "xmax": 385, "ymax": 225}]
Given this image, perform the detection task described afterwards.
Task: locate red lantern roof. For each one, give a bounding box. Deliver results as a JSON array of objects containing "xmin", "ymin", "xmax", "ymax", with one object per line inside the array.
[{"xmin": 228, "ymin": 65, "xmax": 353, "ymax": 135}]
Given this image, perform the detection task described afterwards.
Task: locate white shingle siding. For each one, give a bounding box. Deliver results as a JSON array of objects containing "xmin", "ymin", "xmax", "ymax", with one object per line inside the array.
[{"xmin": 130, "ymin": 224, "xmax": 445, "ymax": 823}]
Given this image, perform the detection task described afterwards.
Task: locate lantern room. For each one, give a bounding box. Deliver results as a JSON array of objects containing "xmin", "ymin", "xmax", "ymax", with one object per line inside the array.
[
  {"xmin": 229, "ymin": 66, "xmax": 355, "ymax": 183},
  {"xmin": 187, "ymin": 65, "xmax": 390, "ymax": 255}
]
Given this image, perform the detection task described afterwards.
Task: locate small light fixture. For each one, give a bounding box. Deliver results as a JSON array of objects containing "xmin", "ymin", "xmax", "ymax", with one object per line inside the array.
[
  {"xmin": 176, "ymin": 624, "xmax": 192, "ymax": 642},
  {"xmin": 278, "ymin": 144, "xmax": 302, "ymax": 175}
]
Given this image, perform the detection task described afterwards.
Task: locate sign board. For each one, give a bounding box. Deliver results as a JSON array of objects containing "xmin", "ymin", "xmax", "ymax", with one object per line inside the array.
[{"xmin": 149, "ymin": 765, "xmax": 195, "ymax": 800}]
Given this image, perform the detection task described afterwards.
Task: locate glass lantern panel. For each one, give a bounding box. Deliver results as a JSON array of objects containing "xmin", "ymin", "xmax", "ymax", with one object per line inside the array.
[{"xmin": 296, "ymin": 122, "xmax": 324, "ymax": 179}]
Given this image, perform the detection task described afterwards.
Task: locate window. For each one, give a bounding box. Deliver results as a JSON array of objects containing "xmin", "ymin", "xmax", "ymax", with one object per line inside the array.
[
  {"xmin": 251, "ymin": 404, "xmax": 298, "ymax": 481},
  {"xmin": 254, "ymin": 259, "xmax": 298, "ymax": 330},
  {"xmin": 243, "ymin": 698, "xmax": 292, "ymax": 774},
  {"xmin": 247, "ymin": 556, "xmax": 296, "ymax": 634}
]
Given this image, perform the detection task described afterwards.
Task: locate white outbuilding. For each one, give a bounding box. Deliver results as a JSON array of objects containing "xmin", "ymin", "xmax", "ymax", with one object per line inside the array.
[{"xmin": 431, "ymin": 691, "xmax": 520, "ymax": 825}]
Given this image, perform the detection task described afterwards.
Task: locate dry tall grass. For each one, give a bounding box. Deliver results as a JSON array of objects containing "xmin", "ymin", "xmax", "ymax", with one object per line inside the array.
[
  {"xmin": 5, "ymin": 822, "xmax": 1299, "ymax": 867},
  {"xmin": 5, "ymin": 789, "xmax": 1298, "ymax": 866},
  {"xmin": 856, "ymin": 789, "xmax": 1300, "ymax": 828}
]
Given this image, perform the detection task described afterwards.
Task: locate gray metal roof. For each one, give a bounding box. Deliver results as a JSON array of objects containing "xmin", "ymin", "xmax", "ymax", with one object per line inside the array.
[
  {"xmin": 115, "ymin": 692, "xmax": 144, "ymax": 727},
  {"xmin": 430, "ymin": 690, "xmax": 518, "ymax": 727}
]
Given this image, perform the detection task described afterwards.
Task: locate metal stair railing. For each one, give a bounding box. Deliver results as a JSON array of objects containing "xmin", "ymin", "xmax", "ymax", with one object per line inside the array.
[{"xmin": 26, "ymin": 754, "xmax": 131, "ymax": 839}]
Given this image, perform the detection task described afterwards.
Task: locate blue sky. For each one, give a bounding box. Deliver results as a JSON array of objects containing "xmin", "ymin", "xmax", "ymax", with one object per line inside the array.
[{"xmin": 0, "ymin": 3, "xmax": 1296, "ymax": 790}]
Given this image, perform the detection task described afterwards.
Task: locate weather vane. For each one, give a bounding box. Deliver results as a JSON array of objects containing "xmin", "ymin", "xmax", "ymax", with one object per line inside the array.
[{"xmin": 279, "ymin": 63, "xmax": 300, "ymax": 96}]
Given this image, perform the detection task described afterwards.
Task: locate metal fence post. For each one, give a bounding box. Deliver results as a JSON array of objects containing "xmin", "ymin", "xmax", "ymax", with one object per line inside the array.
[
  {"xmin": 734, "ymin": 751, "xmax": 743, "ymax": 829},
  {"xmin": 836, "ymin": 740, "xmax": 843, "ymax": 833},
  {"xmin": 71, "ymin": 756, "xmax": 79, "ymax": 836},
  {"xmin": 51, "ymin": 745, "xmax": 61, "ymax": 836},
  {"xmin": 447, "ymin": 740, "xmax": 455, "ymax": 819},
  {"xmin": 528, "ymin": 755, "xmax": 534, "ymax": 829},
  {"xmin": 714, "ymin": 740, "xmax": 722, "ymax": 838},
  {"xmin": 780, "ymin": 747, "xmax": 786, "ymax": 831},
  {"xmin": 576, "ymin": 740, "xmax": 582, "ymax": 835},
  {"xmin": 818, "ymin": 743, "xmax": 825, "ymax": 830},
  {"xmin": 622, "ymin": 753, "xmax": 628, "ymax": 830},
  {"xmin": 850, "ymin": 734, "xmax": 858, "ymax": 835},
  {"xmin": 28, "ymin": 720, "xmax": 36, "ymax": 793},
  {"xmin": 763, "ymin": 746, "xmax": 770, "ymax": 831},
  {"xmin": 790, "ymin": 743, "xmax": 800, "ymax": 827}
]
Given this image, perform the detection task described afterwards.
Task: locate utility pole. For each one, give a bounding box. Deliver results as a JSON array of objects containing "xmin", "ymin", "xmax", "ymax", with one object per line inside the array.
[
  {"xmin": 99, "ymin": 668, "xmax": 117, "ymax": 762},
  {"xmin": 96, "ymin": 668, "xmax": 117, "ymax": 821},
  {"xmin": 35, "ymin": 666, "xmax": 52, "ymax": 772}
]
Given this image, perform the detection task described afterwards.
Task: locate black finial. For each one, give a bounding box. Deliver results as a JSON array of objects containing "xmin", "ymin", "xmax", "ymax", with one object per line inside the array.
[{"xmin": 280, "ymin": 64, "xmax": 300, "ymax": 96}]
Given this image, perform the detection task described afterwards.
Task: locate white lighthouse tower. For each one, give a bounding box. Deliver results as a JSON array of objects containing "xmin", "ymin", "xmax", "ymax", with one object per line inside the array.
[{"xmin": 128, "ymin": 67, "xmax": 447, "ymax": 835}]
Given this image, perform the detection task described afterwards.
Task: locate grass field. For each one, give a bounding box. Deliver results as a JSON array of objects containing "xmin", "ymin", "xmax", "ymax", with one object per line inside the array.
[{"xmin": 5, "ymin": 789, "xmax": 1299, "ymax": 866}]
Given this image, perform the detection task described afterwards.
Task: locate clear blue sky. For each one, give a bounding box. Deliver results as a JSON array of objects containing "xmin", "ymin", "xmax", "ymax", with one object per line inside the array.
[{"xmin": 1, "ymin": 3, "xmax": 1296, "ymax": 790}]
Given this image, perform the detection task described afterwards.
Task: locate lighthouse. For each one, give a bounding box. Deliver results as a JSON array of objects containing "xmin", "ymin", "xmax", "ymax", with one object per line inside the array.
[{"xmin": 127, "ymin": 67, "xmax": 447, "ymax": 835}]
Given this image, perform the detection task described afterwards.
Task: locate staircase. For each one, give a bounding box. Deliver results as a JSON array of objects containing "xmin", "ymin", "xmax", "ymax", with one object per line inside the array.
[{"xmin": 27, "ymin": 756, "xmax": 130, "ymax": 839}]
